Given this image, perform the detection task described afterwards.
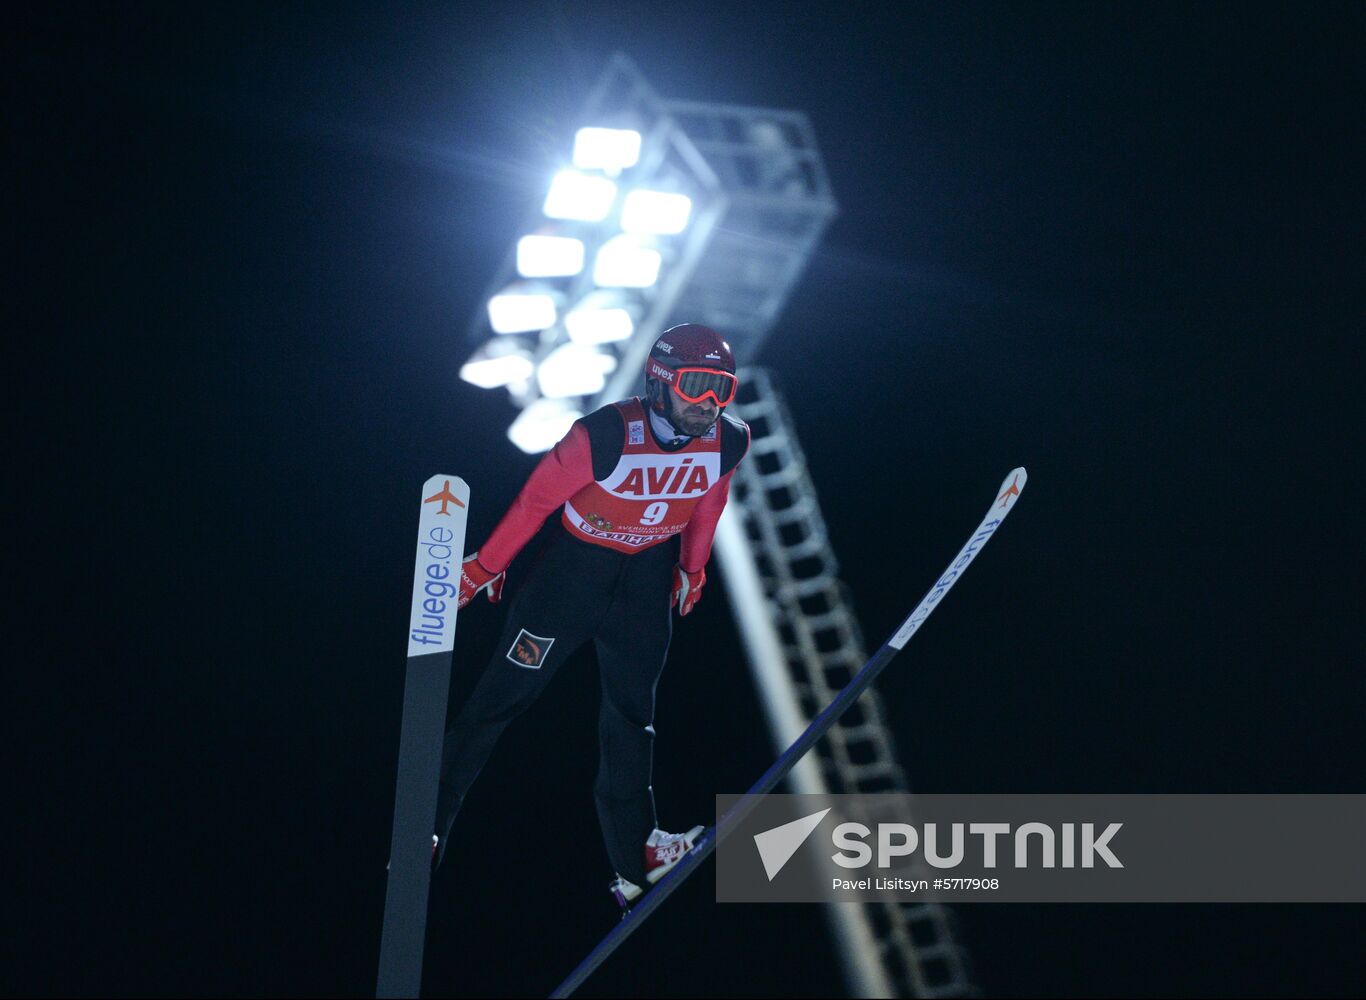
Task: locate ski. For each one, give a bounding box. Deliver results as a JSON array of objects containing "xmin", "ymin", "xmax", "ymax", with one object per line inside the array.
[
  {"xmin": 377, "ymin": 475, "xmax": 471, "ymax": 999},
  {"xmin": 549, "ymin": 467, "xmax": 1027, "ymax": 999}
]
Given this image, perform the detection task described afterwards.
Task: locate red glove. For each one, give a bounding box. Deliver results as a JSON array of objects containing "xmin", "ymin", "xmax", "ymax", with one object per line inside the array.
[
  {"xmin": 458, "ymin": 552, "xmax": 505, "ymax": 610},
  {"xmin": 672, "ymin": 564, "xmax": 706, "ymax": 616}
]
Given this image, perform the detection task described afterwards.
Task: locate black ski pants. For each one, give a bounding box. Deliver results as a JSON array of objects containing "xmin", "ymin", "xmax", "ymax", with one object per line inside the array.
[{"xmin": 435, "ymin": 527, "xmax": 676, "ymax": 885}]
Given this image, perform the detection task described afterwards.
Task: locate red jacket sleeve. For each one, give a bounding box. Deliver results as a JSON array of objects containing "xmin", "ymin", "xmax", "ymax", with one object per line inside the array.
[
  {"xmin": 678, "ymin": 468, "xmax": 735, "ymax": 573},
  {"xmin": 476, "ymin": 423, "xmax": 594, "ymax": 573}
]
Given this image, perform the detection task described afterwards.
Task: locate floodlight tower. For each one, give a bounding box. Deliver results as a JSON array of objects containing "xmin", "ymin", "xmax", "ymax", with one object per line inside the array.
[{"xmin": 460, "ymin": 54, "xmax": 974, "ymax": 998}]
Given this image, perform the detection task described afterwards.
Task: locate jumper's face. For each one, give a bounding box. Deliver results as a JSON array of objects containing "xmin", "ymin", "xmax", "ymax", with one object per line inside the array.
[{"xmin": 664, "ymin": 386, "xmax": 719, "ymax": 437}]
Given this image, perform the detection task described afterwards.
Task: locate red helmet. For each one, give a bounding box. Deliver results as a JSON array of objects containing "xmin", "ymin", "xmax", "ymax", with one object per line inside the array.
[
  {"xmin": 644, "ymin": 324, "xmax": 738, "ymax": 416},
  {"xmin": 645, "ymin": 324, "xmax": 736, "ymax": 375}
]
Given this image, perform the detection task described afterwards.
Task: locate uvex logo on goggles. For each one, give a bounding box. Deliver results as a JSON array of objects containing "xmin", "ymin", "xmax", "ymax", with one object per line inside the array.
[{"xmin": 647, "ymin": 358, "xmax": 677, "ymax": 384}]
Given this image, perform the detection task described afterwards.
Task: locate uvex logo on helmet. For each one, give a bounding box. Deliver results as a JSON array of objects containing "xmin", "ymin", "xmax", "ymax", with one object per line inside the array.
[{"xmin": 645, "ymin": 324, "xmax": 736, "ymax": 374}]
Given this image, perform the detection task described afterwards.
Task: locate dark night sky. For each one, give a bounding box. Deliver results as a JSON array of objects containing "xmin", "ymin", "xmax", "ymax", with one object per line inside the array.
[{"xmin": 12, "ymin": 3, "xmax": 1364, "ymax": 997}]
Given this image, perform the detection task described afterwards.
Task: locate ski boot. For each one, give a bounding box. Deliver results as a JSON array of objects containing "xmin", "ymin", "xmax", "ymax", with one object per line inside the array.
[{"xmin": 608, "ymin": 825, "xmax": 706, "ymax": 914}]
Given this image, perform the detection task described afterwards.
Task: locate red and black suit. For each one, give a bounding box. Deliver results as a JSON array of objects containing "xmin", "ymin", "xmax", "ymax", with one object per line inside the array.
[{"xmin": 436, "ymin": 397, "xmax": 750, "ymax": 884}]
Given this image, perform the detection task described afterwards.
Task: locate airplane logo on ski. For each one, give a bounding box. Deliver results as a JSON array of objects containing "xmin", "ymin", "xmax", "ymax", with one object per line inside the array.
[
  {"xmin": 423, "ymin": 480, "xmax": 466, "ymax": 516},
  {"xmin": 996, "ymin": 475, "xmax": 1021, "ymax": 509}
]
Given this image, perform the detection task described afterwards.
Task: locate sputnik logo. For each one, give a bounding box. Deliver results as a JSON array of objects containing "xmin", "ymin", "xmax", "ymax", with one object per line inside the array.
[
  {"xmin": 423, "ymin": 480, "xmax": 466, "ymax": 516},
  {"xmin": 997, "ymin": 475, "xmax": 1021, "ymax": 509},
  {"xmin": 754, "ymin": 808, "xmax": 831, "ymax": 880}
]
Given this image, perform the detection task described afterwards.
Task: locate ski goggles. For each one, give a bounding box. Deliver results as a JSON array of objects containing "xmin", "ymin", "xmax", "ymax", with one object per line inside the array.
[{"xmin": 649, "ymin": 359, "xmax": 738, "ymax": 406}]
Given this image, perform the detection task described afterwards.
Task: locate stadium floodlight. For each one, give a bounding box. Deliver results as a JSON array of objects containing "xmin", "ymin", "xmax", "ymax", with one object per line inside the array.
[
  {"xmin": 507, "ymin": 398, "xmax": 583, "ymax": 454},
  {"xmin": 459, "ymin": 340, "xmax": 535, "ymax": 389},
  {"xmin": 543, "ymin": 170, "xmax": 618, "ymax": 222},
  {"xmin": 620, "ymin": 189, "xmax": 692, "ymax": 235},
  {"xmin": 592, "ymin": 234, "xmax": 662, "ymax": 288},
  {"xmin": 536, "ymin": 342, "xmax": 618, "ymax": 399},
  {"xmin": 572, "ymin": 127, "xmax": 641, "ymax": 173},
  {"xmin": 516, "ymin": 235, "xmax": 585, "ymax": 278},
  {"xmin": 487, "ymin": 287, "xmax": 557, "ymax": 334},
  {"xmin": 564, "ymin": 299, "xmax": 635, "ymax": 345}
]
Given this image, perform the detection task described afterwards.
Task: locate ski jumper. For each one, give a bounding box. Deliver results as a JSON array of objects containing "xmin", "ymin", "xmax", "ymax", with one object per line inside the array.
[{"xmin": 435, "ymin": 397, "xmax": 750, "ymax": 884}]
